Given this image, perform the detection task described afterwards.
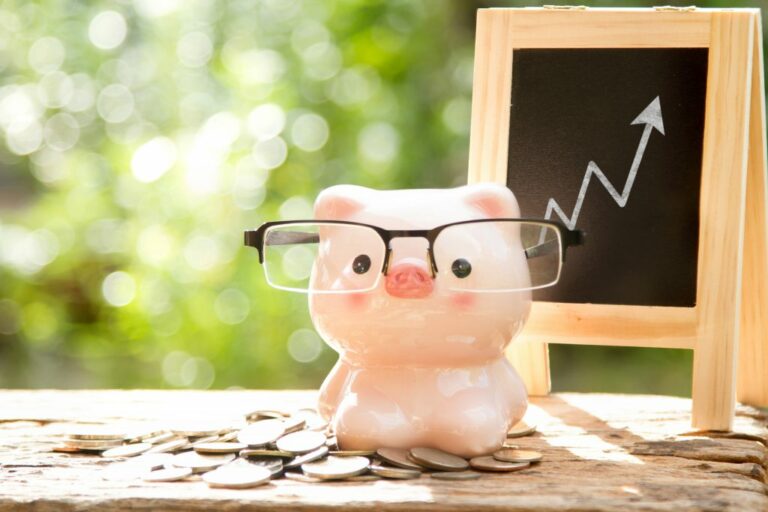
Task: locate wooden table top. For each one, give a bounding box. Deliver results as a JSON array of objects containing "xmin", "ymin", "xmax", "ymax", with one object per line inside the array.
[{"xmin": 0, "ymin": 390, "xmax": 766, "ymax": 511}]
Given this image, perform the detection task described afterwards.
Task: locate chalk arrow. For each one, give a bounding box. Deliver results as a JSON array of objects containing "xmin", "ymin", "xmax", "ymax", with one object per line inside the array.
[
  {"xmin": 631, "ymin": 95, "xmax": 665, "ymax": 135},
  {"xmin": 542, "ymin": 96, "xmax": 665, "ymax": 234}
]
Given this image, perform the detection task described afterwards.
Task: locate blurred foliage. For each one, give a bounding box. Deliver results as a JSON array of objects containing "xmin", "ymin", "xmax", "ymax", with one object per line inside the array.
[{"xmin": 0, "ymin": 0, "xmax": 764, "ymax": 395}]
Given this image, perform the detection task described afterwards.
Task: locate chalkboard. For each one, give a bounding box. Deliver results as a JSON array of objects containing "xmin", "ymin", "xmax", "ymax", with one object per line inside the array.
[
  {"xmin": 469, "ymin": 7, "xmax": 768, "ymax": 430},
  {"xmin": 506, "ymin": 48, "xmax": 709, "ymax": 307}
]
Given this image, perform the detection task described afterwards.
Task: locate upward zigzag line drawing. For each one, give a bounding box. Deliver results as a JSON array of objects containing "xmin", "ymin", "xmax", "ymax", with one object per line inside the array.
[{"xmin": 542, "ymin": 96, "xmax": 666, "ymax": 233}]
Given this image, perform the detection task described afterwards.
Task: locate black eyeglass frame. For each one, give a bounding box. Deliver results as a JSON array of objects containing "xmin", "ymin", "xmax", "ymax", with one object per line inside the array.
[{"xmin": 244, "ymin": 218, "xmax": 585, "ymax": 277}]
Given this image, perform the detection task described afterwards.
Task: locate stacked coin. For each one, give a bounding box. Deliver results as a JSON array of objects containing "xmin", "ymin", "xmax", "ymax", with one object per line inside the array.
[
  {"xmin": 53, "ymin": 410, "xmax": 541, "ymax": 489},
  {"xmin": 59, "ymin": 427, "xmax": 126, "ymax": 452}
]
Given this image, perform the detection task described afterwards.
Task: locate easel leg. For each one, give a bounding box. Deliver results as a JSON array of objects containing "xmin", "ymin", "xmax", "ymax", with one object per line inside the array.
[
  {"xmin": 691, "ymin": 12, "xmax": 755, "ymax": 431},
  {"xmin": 692, "ymin": 339, "xmax": 738, "ymax": 431},
  {"xmin": 737, "ymin": 13, "xmax": 768, "ymax": 407},
  {"xmin": 506, "ymin": 341, "xmax": 550, "ymax": 396}
]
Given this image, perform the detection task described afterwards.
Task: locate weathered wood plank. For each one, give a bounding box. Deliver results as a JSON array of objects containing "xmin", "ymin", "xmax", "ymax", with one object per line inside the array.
[{"xmin": 0, "ymin": 391, "xmax": 765, "ymax": 511}]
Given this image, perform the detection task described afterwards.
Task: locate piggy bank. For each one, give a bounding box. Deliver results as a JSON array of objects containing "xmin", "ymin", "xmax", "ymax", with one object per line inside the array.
[{"xmin": 310, "ymin": 183, "xmax": 531, "ymax": 457}]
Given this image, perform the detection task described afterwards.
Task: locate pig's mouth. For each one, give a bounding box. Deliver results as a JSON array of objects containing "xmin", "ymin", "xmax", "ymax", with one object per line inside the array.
[{"xmin": 384, "ymin": 260, "xmax": 434, "ymax": 299}]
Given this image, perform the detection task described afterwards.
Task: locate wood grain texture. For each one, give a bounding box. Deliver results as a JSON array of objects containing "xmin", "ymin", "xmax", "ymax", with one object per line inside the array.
[
  {"xmin": 468, "ymin": 9, "xmax": 513, "ymax": 185},
  {"xmin": 519, "ymin": 304, "xmax": 697, "ymax": 349},
  {"xmin": 691, "ymin": 11, "xmax": 755, "ymax": 431},
  {"xmin": 502, "ymin": 8, "xmax": 712, "ymax": 48},
  {"xmin": 737, "ymin": 13, "xmax": 768, "ymax": 408},
  {"xmin": 0, "ymin": 390, "xmax": 766, "ymax": 511}
]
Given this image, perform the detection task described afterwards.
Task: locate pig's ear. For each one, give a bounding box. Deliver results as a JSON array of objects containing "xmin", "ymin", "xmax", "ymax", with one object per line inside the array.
[
  {"xmin": 463, "ymin": 183, "xmax": 521, "ymax": 218},
  {"xmin": 314, "ymin": 185, "xmax": 366, "ymax": 220}
]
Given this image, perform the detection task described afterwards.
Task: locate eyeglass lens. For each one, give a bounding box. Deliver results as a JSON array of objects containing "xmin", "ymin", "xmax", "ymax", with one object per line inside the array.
[
  {"xmin": 264, "ymin": 223, "xmax": 385, "ymax": 293},
  {"xmin": 262, "ymin": 221, "xmax": 562, "ymax": 293},
  {"xmin": 433, "ymin": 221, "xmax": 561, "ymax": 292}
]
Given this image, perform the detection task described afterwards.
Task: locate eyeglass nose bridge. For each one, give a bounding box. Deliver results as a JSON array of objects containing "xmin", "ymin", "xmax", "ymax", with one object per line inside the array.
[{"xmin": 380, "ymin": 233, "xmax": 438, "ymax": 278}]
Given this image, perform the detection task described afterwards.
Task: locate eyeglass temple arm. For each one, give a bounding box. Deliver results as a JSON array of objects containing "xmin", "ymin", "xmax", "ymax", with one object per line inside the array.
[
  {"xmin": 525, "ymin": 229, "xmax": 585, "ymax": 261},
  {"xmin": 264, "ymin": 231, "xmax": 320, "ymax": 246},
  {"xmin": 561, "ymin": 229, "xmax": 586, "ymax": 261},
  {"xmin": 244, "ymin": 230, "xmax": 320, "ymax": 264},
  {"xmin": 525, "ymin": 239, "xmax": 558, "ymax": 260}
]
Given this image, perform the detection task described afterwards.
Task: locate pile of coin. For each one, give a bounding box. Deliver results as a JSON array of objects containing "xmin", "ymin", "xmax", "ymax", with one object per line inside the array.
[{"xmin": 53, "ymin": 409, "xmax": 542, "ymax": 489}]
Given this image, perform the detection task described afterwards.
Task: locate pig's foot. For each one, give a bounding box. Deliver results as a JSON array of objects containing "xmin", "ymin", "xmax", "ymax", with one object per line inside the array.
[
  {"xmin": 332, "ymin": 387, "xmax": 420, "ymax": 451},
  {"xmin": 425, "ymin": 387, "xmax": 512, "ymax": 458}
]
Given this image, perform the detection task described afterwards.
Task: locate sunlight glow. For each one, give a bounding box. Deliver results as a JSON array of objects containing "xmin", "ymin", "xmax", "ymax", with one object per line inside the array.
[{"xmin": 524, "ymin": 403, "xmax": 644, "ymax": 464}]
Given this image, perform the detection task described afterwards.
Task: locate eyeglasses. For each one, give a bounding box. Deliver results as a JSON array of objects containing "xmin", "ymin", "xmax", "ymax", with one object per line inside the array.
[{"xmin": 244, "ymin": 219, "xmax": 584, "ymax": 294}]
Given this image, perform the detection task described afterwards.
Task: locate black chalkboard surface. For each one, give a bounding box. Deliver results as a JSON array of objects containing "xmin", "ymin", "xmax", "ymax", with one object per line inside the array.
[{"xmin": 507, "ymin": 49, "xmax": 709, "ymax": 307}]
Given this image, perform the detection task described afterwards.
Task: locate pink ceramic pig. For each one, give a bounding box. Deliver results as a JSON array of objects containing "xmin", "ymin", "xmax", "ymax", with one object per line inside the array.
[{"xmin": 311, "ymin": 183, "xmax": 530, "ymax": 457}]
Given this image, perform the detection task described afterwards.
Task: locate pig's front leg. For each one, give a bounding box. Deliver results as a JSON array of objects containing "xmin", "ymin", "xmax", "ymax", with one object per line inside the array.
[
  {"xmin": 332, "ymin": 368, "xmax": 421, "ymax": 451},
  {"xmin": 496, "ymin": 356, "xmax": 528, "ymax": 426},
  {"xmin": 425, "ymin": 359, "xmax": 528, "ymax": 457},
  {"xmin": 317, "ymin": 360, "xmax": 351, "ymax": 421}
]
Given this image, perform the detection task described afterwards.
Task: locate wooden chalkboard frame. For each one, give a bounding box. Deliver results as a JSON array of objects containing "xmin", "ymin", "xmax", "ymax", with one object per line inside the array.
[{"xmin": 467, "ymin": 7, "xmax": 768, "ymax": 431}]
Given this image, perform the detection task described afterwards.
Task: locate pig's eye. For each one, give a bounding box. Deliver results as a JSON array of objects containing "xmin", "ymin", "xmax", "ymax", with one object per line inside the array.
[
  {"xmin": 451, "ymin": 258, "xmax": 472, "ymax": 278},
  {"xmin": 352, "ymin": 254, "xmax": 372, "ymax": 274}
]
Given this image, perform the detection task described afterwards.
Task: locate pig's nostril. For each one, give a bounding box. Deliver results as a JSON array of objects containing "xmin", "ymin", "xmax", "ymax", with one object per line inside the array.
[
  {"xmin": 385, "ymin": 261, "xmax": 433, "ymax": 299},
  {"xmin": 395, "ymin": 269, "xmax": 425, "ymax": 284}
]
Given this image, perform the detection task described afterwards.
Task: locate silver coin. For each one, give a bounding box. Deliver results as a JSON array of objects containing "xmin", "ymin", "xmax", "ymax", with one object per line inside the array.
[
  {"xmin": 217, "ymin": 430, "xmax": 239, "ymax": 443},
  {"xmin": 143, "ymin": 431, "xmax": 176, "ymax": 445},
  {"xmin": 281, "ymin": 416, "xmax": 306, "ymax": 434},
  {"xmin": 169, "ymin": 422, "xmax": 228, "ymax": 437},
  {"xmin": 64, "ymin": 439, "xmax": 124, "ymax": 451},
  {"xmin": 67, "ymin": 427, "xmax": 126, "ymax": 440},
  {"xmin": 143, "ymin": 466, "xmax": 193, "ymax": 482},
  {"xmin": 409, "ymin": 447, "xmax": 469, "ymax": 471},
  {"xmin": 203, "ymin": 465, "xmax": 272, "ymax": 489},
  {"xmin": 237, "ymin": 419, "xmax": 285, "ymax": 447},
  {"xmin": 492, "ymin": 448, "xmax": 543, "ymax": 463},
  {"xmin": 329, "ymin": 449, "xmax": 377, "ymax": 457},
  {"xmin": 172, "ymin": 451, "xmax": 235, "ymax": 473},
  {"xmin": 285, "ymin": 471, "xmax": 381, "ymax": 484},
  {"xmin": 124, "ymin": 427, "xmax": 167, "ymax": 443},
  {"xmin": 190, "ymin": 435, "xmax": 220, "ymax": 445},
  {"xmin": 346, "ymin": 474, "xmax": 381, "ymax": 482},
  {"xmin": 291, "ymin": 409, "xmax": 329, "ymax": 431},
  {"xmin": 301, "ymin": 455, "xmax": 369, "ymax": 480},
  {"xmin": 245, "ymin": 409, "xmax": 287, "ymax": 422},
  {"xmin": 284, "ymin": 446, "xmax": 329, "ymax": 469},
  {"xmin": 51, "ymin": 445, "xmax": 81, "ymax": 453},
  {"xmin": 241, "ymin": 457, "xmax": 284, "ymax": 477},
  {"xmin": 284, "ymin": 471, "xmax": 323, "ymax": 483},
  {"xmin": 431, "ymin": 470, "xmax": 482, "ymax": 480},
  {"xmin": 102, "ymin": 443, "xmax": 152, "ymax": 458},
  {"xmin": 193, "ymin": 442, "xmax": 247, "ymax": 454},
  {"xmin": 376, "ymin": 447, "xmax": 423, "ymax": 471},
  {"xmin": 239, "ymin": 448, "xmax": 293, "ymax": 458},
  {"xmin": 275, "ymin": 430, "xmax": 326, "ymax": 454},
  {"xmin": 469, "ymin": 456, "xmax": 530, "ymax": 472},
  {"xmin": 507, "ymin": 421, "xmax": 537, "ymax": 438},
  {"xmin": 370, "ymin": 464, "xmax": 421, "ymax": 480},
  {"xmin": 146, "ymin": 438, "xmax": 188, "ymax": 454}
]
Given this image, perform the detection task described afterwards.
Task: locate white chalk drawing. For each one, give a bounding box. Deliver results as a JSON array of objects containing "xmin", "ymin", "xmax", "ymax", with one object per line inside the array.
[{"xmin": 541, "ymin": 96, "xmax": 665, "ymax": 241}]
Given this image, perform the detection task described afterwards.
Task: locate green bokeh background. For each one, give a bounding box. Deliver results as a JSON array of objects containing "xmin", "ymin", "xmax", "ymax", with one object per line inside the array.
[{"xmin": 0, "ymin": 0, "xmax": 764, "ymax": 395}]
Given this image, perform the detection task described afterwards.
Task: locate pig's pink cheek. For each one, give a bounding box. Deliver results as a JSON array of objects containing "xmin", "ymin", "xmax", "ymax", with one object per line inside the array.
[
  {"xmin": 346, "ymin": 292, "xmax": 370, "ymax": 311},
  {"xmin": 450, "ymin": 292, "xmax": 475, "ymax": 310}
]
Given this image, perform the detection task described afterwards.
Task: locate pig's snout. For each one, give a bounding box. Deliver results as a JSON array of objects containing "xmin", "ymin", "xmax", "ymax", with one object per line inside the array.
[{"xmin": 385, "ymin": 259, "xmax": 434, "ymax": 299}]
